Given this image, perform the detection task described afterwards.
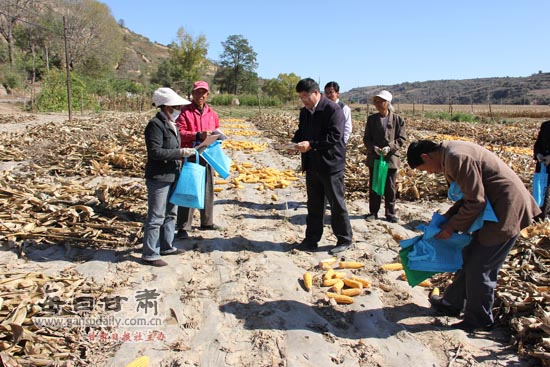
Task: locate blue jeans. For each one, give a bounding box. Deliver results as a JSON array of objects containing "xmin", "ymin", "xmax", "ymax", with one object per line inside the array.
[{"xmin": 143, "ymin": 179, "xmax": 178, "ymax": 261}]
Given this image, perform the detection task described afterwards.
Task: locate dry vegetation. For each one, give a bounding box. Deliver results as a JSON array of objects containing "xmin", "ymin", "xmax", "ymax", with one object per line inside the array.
[{"xmin": 0, "ymin": 105, "xmax": 549, "ymax": 365}]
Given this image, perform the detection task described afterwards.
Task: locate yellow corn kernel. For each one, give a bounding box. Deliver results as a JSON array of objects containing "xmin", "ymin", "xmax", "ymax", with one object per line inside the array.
[{"xmin": 431, "ymin": 287, "xmax": 440, "ymax": 297}]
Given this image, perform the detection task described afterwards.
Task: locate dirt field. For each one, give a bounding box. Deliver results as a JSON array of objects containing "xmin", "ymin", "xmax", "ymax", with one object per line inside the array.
[{"xmin": 0, "ymin": 102, "xmax": 545, "ymax": 367}]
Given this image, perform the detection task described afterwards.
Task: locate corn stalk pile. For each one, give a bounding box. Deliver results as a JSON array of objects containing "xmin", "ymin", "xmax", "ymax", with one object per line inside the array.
[
  {"xmin": 0, "ymin": 113, "xmax": 151, "ymax": 250},
  {"xmin": 250, "ymin": 111, "xmax": 549, "ymax": 365},
  {"xmin": 0, "ymin": 268, "xmax": 127, "ymax": 366}
]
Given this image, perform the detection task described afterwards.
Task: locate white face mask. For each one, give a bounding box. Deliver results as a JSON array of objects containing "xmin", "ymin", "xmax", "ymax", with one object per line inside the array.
[{"xmin": 169, "ymin": 107, "xmax": 181, "ymax": 121}]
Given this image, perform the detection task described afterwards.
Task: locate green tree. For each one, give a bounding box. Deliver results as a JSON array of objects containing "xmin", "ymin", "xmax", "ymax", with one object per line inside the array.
[
  {"xmin": 214, "ymin": 34, "xmax": 258, "ymax": 94},
  {"xmin": 262, "ymin": 73, "xmax": 301, "ymax": 102},
  {"xmin": 152, "ymin": 27, "xmax": 208, "ymax": 96},
  {"xmin": 0, "ymin": 0, "xmax": 32, "ymax": 66}
]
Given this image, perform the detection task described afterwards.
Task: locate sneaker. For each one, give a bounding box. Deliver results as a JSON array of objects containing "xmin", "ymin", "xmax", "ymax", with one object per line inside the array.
[
  {"xmin": 365, "ymin": 214, "xmax": 378, "ymax": 221},
  {"xmin": 161, "ymin": 248, "xmax": 185, "ymax": 256},
  {"xmin": 142, "ymin": 259, "xmax": 168, "ymax": 267},
  {"xmin": 294, "ymin": 240, "xmax": 318, "ymax": 251},
  {"xmin": 429, "ymin": 295, "xmax": 461, "ymax": 317},
  {"xmin": 175, "ymin": 229, "xmax": 189, "ymax": 239},
  {"xmin": 199, "ymin": 224, "xmax": 222, "ymax": 231},
  {"xmin": 328, "ymin": 243, "xmax": 351, "ymax": 255},
  {"xmin": 450, "ymin": 320, "xmax": 493, "ymax": 332}
]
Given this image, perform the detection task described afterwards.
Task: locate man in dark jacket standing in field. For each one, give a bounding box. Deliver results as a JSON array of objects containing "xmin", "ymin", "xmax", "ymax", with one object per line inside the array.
[
  {"xmin": 292, "ymin": 78, "xmax": 353, "ymax": 255},
  {"xmin": 407, "ymin": 140, "xmax": 540, "ymax": 331}
]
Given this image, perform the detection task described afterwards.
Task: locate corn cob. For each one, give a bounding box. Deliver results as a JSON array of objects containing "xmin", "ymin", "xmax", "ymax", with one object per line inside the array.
[
  {"xmin": 431, "ymin": 287, "xmax": 440, "ymax": 297},
  {"xmin": 333, "ymin": 271, "xmax": 346, "ymax": 279},
  {"xmin": 341, "ymin": 288, "xmax": 362, "ymax": 297},
  {"xmin": 339, "ymin": 261, "xmax": 364, "ymax": 269},
  {"xmin": 125, "ymin": 356, "xmax": 150, "ymax": 367},
  {"xmin": 342, "ymin": 278, "xmax": 363, "ymax": 289},
  {"xmin": 322, "ymin": 278, "xmax": 340, "ymax": 287},
  {"xmin": 330, "ymin": 279, "xmax": 344, "ymax": 294},
  {"xmin": 380, "ymin": 263, "xmax": 403, "ymax": 271},
  {"xmin": 319, "ymin": 257, "xmax": 338, "ymax": 269},
  {"xmin": 418, "ymin": 279, "xmax": 433, "ymax": 288},
  {"xmin": 349, "ymin": 276, "xmax": 372, "ymax": 288},
  {"xmin": 303, "ymin": 272, "xmax": 313, "ymax": 291},
  {"xmin": 324, "ymin": 268, "xmax": 335, "ymax": 280},
  {"xmin": 326, "ymin": 292, "xmax": 354, "ymax": 304}
]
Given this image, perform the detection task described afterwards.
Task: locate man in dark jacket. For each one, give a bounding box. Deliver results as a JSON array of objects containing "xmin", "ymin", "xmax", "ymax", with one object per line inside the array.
[
  {"xmin": 292, "ymin": 78, "xmax": 353, "ymax": 255},
  {"xmin": 533, "ymin": 120, "xmax": 550, "ymax": 218}
]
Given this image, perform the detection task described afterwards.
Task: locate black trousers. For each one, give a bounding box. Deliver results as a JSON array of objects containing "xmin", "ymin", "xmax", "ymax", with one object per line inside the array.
[
  {"xmin": 305, "ymin": 170, "xmax": 352, "ymax": 246},
  {"xmin": 368, "ymin": 167, "xmax": 397, "ymax": 218},
  {"xmin": 177, "ymin": 163, "xmax": 214, "ymax": 230},
  {"xmin": 443, "ymin": 234, "xmax": 518, "ymax": 327}
]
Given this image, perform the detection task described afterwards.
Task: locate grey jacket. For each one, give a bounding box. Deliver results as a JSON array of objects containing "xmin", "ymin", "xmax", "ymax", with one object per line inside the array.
[{"xmin": 363, "ymin": 111, "xmax": 407, "ymax": 169}]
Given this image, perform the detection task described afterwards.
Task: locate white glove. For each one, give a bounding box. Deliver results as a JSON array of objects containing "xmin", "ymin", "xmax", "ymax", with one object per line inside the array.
[
  {"xmin": 381, "ymin": 147, "xmax": 390, "ymax": 156},
  {"xmin": 374, "ymin": 146, "xmax": 382, "ymax": 155},
  {"xmin": 537, "ymin": 153, "xmax": 544, "ymax": 162},
  {"xmin": 180, "ymin": 148, "xmax": 196, "ymax": 158}
]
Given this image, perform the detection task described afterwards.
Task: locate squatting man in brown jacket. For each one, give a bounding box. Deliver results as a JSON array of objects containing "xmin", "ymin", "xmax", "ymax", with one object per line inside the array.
[{"xmin": 407, "ymin": 140, "xmax": 540, "ymax": 332}]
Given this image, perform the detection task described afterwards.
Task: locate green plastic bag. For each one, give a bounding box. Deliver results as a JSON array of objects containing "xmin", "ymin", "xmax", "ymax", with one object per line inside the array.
[
  {"xmin": 372, "ymin": 156, "xmax": 388, "ymax": 196},
  {"xmin": 399, "ymin": 246, "xmax": 437, "ymax": 287}
]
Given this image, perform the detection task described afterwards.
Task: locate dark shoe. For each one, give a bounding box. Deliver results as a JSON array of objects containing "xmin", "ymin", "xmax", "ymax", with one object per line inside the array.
[
  {"xmin": 429, "ymin": 295, "xmax": 461, "ymax": 317},
  {"xmin": 142, "ymin": 259, "xmax": 168, "ymax": 267},
  {"xmin": 329, "ymin": 243, "xmax": 351, "ymax": 255},
  {"xmin": 294, "ymin": 240, "xmax": 318, "ymax": 251},
  {"xmin": 386, "ymin": 216, "xmax": 398, "ymax": 223},
  {"xmin": 451, "ymin": 320, "xmax": 493, "ymax": 332},
  {"xmin": 175, "ymin": 229, "xmax": 189, "ymax": 239},
  {"xmin": 199, "ymin": 224, "xmax": 222, "ymax": 231},
  {"xmin": 365, "ymin": 213, "xmax": 378, "ymax": 221},
  {"xmin": 162, "ymin": 248, "xmax": 185, "ymax": 256}
]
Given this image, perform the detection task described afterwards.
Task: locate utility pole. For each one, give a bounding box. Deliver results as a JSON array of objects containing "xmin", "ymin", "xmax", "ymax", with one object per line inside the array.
[{"xmin": 63, "ymin": 16, "xmax": 72, "ymax": 122}]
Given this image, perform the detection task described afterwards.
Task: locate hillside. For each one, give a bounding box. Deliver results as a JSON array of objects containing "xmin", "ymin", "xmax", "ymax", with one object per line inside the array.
[
  {"xmin": 114, "ymin": 27, "xmax": 170, "ymax": 80},
  {"xmin": 343, "ymin": 72, "xmax": 550, "ymax": 105}
]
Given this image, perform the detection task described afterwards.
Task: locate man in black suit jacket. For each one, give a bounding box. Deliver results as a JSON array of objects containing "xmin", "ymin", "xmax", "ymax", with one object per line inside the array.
[{"xmin": 292, "ymin": 78, "xmax": 353, "ymax": 255}]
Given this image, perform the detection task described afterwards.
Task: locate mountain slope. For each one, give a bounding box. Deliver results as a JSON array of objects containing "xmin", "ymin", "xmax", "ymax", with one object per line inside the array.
[{"xmin": 343, "ymin": 72, "xmax": 550, "ymax": 105}]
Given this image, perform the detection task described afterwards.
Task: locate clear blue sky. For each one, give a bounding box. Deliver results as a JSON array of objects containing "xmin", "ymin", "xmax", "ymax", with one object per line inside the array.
[{"xmin": 101, "ymin": 0, "xmax": 549, "ymax": 93}]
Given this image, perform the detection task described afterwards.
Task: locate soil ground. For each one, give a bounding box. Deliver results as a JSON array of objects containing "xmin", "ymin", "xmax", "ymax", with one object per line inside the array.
[{"xmin": 0, "ymin": 101, "xmax": 534, "ymax": 367}]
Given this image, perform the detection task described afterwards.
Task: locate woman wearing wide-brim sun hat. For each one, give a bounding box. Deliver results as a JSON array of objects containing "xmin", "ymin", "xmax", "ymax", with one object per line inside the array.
[
  {"xmin": 142, "ymin": 87, "xmax": 196, "ymax": 267},
  {"xmin": 362, "ymin": 90, "xmax": 407, "ymax": 223}
]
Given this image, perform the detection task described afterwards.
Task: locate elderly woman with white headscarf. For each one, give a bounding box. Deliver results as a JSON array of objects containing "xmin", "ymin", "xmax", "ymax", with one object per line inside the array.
[
  {"xmin": 142, "ymin": 88, "xmax": 196, "ymax": 267},
  {"xmin": 362, "ymin": 90, "xmax": 407, "ymax": 223}
]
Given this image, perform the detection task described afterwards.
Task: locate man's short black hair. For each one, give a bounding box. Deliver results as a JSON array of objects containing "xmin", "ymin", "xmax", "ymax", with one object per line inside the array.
[
  {"xmin": 324, "ymin": 81, "xmax": 340, "ymax": 92},
  {"xmin": 296, "ymin": 78, "xmax": 319, "ymax": 93},
  {"xmin": 407, "ymin": 140, "xmax": 440, "ymax": 168}
]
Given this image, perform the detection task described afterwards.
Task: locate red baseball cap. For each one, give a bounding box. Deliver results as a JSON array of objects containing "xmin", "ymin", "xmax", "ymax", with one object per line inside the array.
[{"xmin": 193, "ymin": 81, "xmax": 209, "ymax": 91}]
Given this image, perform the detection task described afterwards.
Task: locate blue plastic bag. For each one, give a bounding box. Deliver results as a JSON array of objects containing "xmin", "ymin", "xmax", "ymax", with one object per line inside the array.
[
  {"xmin": 401, "ymin": 213, "xmax": 472, "ymax": 273},
  {"xmin": 532, "ymin": 164, "xmax": 548, "ymax": 207},
  {"xmin": 201, "ymin": 140, "xmax": 232, "ymax": 179},
  {"xmin": 447, "ymin": 181, "xmax": 498, "ymax": 232},
  {"xmin": 169, "ymin": 152, "xmax": 206, "ymax": 209}
]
